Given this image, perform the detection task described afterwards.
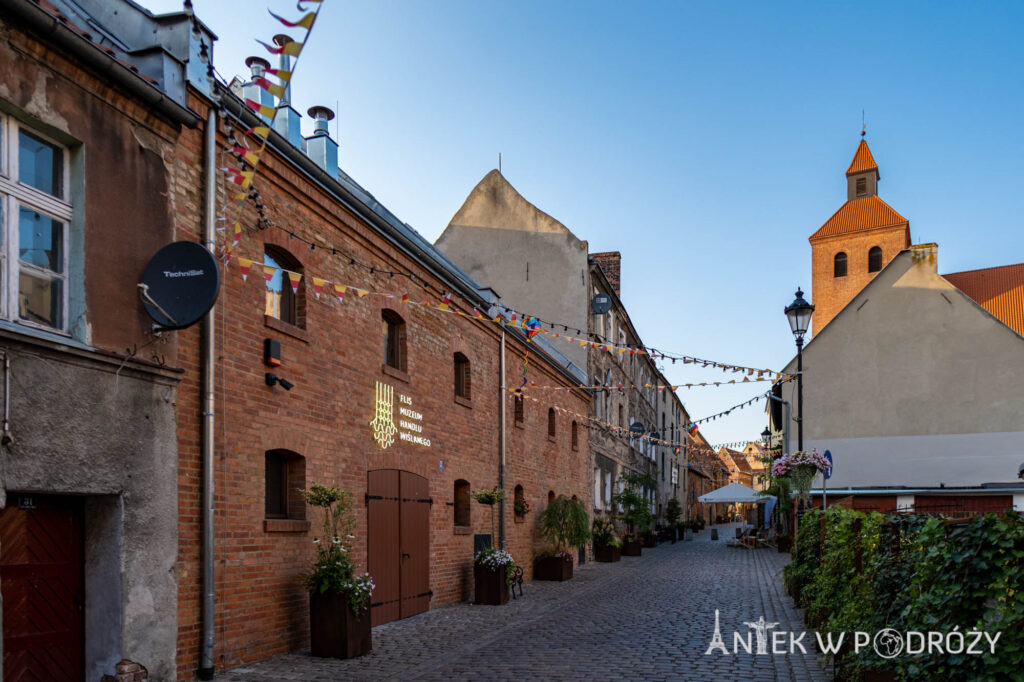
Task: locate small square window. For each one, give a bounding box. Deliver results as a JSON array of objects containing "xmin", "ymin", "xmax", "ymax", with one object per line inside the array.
[{"xmin": 18, "ymin": 130, "xmax": 63, "ymax": 198}]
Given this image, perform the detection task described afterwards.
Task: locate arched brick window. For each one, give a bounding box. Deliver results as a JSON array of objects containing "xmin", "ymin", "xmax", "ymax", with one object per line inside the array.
[
  {"xmin": 868, "ymin": 246, "xmax": 882, "ymax": 273},
  {"xmin": 548, "ymin": 408, "xmax": 556, "ymax": 438},
  {"xmin": 265, "ymin": 449, "xmax": 305, "ymax": 520},
  {"xmin": 514, "ymin": 485, "xmax": 525, "ymax": 519},
  {"xmin": 454, "ymin": 479, "xmax": 470, "ymax": 527},
  {"xmin": 514, "ymin": 394, "xmax": 524, "ymax": 424},
  {"xmin": 571, "ymin": 421, "xmax": 579, "ymax": 451},
  {"xmin": 834, "ymin": 252, "xmax": 847, "ymax": 278},
  {"xmin": 265, "ymin": 245, "xmax": 304, "ymax": 327},
  {"xmin": 454, "ymin": 352, "xmax": 471, "ymax": 400},
  {"xmin": 382, "ymin": 309, "xmax": 407, "ymax": 371},
  {"xmin": 547, "ymin": 490, "xmax": 555, "ymax": 506}
]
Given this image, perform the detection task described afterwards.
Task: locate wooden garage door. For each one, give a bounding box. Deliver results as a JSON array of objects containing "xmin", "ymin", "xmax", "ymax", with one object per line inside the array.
[
  {"xmin": 0, "ymin": 495, "xmax": 84, "ymax": 682},
  {"xmin": 367, "ymin": 470, "xmax": 430, "ymax": 626}
]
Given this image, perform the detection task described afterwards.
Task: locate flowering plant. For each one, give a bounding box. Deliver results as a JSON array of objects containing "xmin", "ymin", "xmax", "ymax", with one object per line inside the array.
[
  {"xmin": 474, "ymin": 547, "xmax": 517, "ymax": 587},
  {"xmin": 514, "ymin": 498, "xmax": 531, "ymax": 516},
  {"xmin": 771, "ymin": 450, "xmax": 830, "ymax": 503},
  {"xmin": 472, "ymin": 486, "xmax": 504, "ymax": 505},
  {"xmin": 301, "ymin": 483, "xmax": 374, "ymax": 614},
  {"xmin": 592, "ymin": 518, "xmax": 621, "ymax": 548}
]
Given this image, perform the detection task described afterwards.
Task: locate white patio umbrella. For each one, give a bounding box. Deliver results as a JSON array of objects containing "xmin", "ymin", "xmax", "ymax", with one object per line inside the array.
[{"xmin": 697, "ymin": 482, "xmax": 773, "ymax": 504}]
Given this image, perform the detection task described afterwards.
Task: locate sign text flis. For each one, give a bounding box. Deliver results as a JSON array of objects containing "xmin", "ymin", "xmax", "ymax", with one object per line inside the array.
[{"xmin": 370, "ymin": 381, "xmax": 431, "ymax": 449}]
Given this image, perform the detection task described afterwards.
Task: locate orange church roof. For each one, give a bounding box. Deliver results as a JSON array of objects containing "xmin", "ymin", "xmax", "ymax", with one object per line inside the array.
[
  {"xmin": 846, "ymin": 140, "xmax": 878, "ymax": 175},
  {"xmin": 943, "ymin": 263, "xmax": 1024, "ymax": 337},
  {"xmin": 810, "ymin": 195, "xmax": 908, "ymax": 240}
]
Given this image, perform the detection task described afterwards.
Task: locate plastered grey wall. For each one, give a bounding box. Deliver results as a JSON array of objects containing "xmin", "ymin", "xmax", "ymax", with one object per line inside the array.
[
  {"xmin": 780, "ymin": 246, "xmax": 1024, "ymax": 488},
  {"xmin": 0, "ymin": 333, "xmax": 179, "ymax": 681},
  {"xmin": 436, "ymin": 170, "xmax": 589, "ymax": 369}
]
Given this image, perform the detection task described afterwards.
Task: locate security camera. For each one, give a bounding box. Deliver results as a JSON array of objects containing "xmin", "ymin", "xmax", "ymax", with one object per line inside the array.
[{"xmin": 265, "ymin": 373, "xmax": 295, "ymax": 391}]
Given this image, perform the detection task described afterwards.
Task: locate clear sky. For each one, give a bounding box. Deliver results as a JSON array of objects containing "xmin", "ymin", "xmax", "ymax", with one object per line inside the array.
[{"xmin": 142, "ymin": 0, "xmax": 1024, "ymax": 449}]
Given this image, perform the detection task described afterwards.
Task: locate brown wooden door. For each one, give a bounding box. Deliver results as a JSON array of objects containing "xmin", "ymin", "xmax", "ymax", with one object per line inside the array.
[
  {"xmin": 0, "ymin": 495, "xmax": 84, "ymax": 682},
  {"xmin": 367, "ymin": 470, "xmax": 430, "ymax": 626},
  {"xmin": 399, "ymin": 471, "xmax": 430, "ymax": 619}
]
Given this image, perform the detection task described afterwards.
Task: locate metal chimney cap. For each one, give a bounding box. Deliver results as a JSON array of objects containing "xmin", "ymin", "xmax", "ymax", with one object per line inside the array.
[
  {"xmin": 245, "ymin": 56, "xmax": 270, "ymax": 71},
  {"xmin": 307, "ymin": 106, "xmax": 335, "ymax": 121},
  {"xmin": 273, "ymin": 34, "xmax": 294, "ymax": 46}
]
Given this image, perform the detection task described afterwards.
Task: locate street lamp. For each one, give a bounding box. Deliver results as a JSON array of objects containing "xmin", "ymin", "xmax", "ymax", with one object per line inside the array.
[
  {"xmin": 784, "ymin": 288, "xmax": 814, "ymax": 453},
  {"xmin": 760, "ymin": 426, "xmax": 771, "ymax": 450}
]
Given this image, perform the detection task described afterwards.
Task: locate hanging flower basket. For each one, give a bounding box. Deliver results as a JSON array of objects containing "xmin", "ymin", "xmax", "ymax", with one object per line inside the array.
[{"xmin": 771, "ymin": 450, "xmax": 830, "ymax": 504}]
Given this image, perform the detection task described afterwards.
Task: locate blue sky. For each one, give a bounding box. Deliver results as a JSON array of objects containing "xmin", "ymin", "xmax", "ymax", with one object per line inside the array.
[{"xmin": 142, "ymin": 0, "xmax": 1024, "ymax": 448}]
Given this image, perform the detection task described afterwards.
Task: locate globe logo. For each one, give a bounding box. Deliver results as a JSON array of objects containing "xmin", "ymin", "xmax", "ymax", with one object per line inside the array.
[{"xmin": 873, "ymin": 629, "xmax": 904, "ymax": 659}]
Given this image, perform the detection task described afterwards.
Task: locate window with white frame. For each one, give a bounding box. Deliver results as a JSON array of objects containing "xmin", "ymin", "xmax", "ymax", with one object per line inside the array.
[{"xmin": 0, "ymin": 115, "xmax": 71, "ymax": 332}]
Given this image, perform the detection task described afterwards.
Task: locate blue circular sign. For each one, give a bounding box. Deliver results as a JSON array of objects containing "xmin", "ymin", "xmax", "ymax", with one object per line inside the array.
[{"xmin": 823, "ymin": 449, "xmax": 834, "ymax": 480}]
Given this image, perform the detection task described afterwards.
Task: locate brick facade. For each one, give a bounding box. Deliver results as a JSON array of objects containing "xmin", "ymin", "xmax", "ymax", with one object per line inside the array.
[
  {"xmin": 810, "ymin": 226, "xmax": 910, "ymax": 334},
  {"xmin": 172, "ymin": 93, "xmax": 590, "ymax": 678}
]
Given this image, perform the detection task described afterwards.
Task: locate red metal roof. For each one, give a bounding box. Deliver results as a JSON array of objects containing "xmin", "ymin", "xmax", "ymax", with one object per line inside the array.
[
  {"xmin": 943, "ymin": 263, "xmax": 1024, "ymax": 337},
  {"xmin": 810, "ymin": 195, "xmax": 908, "ymax": 240},
  {"xmin": 846, "ymin": 140, "xmax": 878, "ymax": 175}
]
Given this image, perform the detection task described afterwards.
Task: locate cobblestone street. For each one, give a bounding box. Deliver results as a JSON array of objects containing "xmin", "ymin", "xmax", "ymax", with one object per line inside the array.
[{"xmin": 220, "ymin": 525, "xmax": 830, "ymax": 681}]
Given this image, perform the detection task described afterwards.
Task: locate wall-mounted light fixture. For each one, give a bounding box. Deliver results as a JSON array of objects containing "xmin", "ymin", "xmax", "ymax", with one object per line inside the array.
[{"xmin": 265, "ymin": 373, "xmax": 294, "ymax": 391}]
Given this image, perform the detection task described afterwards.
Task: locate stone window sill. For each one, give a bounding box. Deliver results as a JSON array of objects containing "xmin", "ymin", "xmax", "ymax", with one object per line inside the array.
[
  {"xmin": 264, "ymin": 518, "xmax": 311, "ymax": 533},
  {"xmin": 514, "ymin": 516, "xmax": 525, "ymax": 524},
  {"xmin": 454, "ymin": 395, "xmax": 472, "ymax": 409},
  {"xmin": 382, "ymin": 364, "xmax": 410, "ymax": 383},
  {"xmin": 264, "ymin": 315, "xmax": 310, "ymax": 343},
  {"xmin": 514, "ymin": 419, "xmax": 524, "ymax": 430},
  {"xmin": 547, "ymin": 435, "xmax": 556, "ymax": 443},
  {"xmin": 453, "ymin": 525, "xmax": 472, "ymax": 535}
]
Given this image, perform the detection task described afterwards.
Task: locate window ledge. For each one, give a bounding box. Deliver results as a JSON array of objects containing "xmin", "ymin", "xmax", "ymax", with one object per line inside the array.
[
  {"xmin": 454, "ymin": 395, "xmax": 472, "ymax": 409},
  {"xmin": 547, "ymin": 434, "xmax": 556, "ymax": 443},
  {"xmin": 514, "ymin": 516, "xmax": 525, "ymax": 524},
  {"xmin": 382, "ymin": 364, "xmax": 410, "ymax": 383},
  {"xmin": 513, "ymin": 419, "xmax": 524, "ymax": 430},
  {"xmin": 453, "ymin": 525, "xmax": 472, "ymax": 535},
  {"xmin": 265, "ymin": 315, "xmax": 310, "ymax": 343},
  {"xmin": 264, "ymin": 518, "xmax": 311, "ymax": 533}
]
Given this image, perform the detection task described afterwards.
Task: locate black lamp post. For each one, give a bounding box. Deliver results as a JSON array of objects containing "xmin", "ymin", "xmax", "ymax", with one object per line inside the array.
[
  {"xmin": 784, "ymin": 288, "xmax": 814, "ymax": 453},
  {"xmin": 760, "ymin": 426, "xmax": 771, "ymax": 451}
]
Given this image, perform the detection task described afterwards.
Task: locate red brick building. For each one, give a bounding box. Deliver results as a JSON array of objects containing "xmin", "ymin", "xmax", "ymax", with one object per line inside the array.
[{"xmin": 171, "ymin": 72, "xmax": 591, "ymax": 681}]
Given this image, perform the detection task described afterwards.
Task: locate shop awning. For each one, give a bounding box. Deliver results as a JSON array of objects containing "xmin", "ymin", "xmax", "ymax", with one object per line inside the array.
[{"xmin": 698, "ymin": 482, "xmax": 772, "ymax": 504}]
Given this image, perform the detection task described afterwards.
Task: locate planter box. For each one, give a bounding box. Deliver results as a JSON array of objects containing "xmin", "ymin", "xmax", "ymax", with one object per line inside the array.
[
  {"xmin": 474, "ymin": 564, "xmax": 509, "ymax": 605},
  {"xmin": 534, "ymin": 555, "xmax": 573, "ymax": 581},
  {"xmin": 309, "ymin": 591, "xmax": 372, "ymax": 659},
  {"xmin": 642, "ymin": 534, "xmax": 658, "ymax": 548},
  {"xmin": 593, "ymin": 545, "xmax": 621, "ymax": 562},
  {"xmin": 622, "ymin": 540, "xmax": 642, "ymax": 556}
]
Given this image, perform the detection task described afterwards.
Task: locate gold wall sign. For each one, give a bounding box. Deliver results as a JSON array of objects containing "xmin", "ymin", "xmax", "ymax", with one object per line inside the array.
[
  {"xmin": 370, "ymin": 381, "xmax": 398, "ymax": 449},
  {"xmin": 370, "ymin": 381, "xmax": 431, "ymax": 449}
]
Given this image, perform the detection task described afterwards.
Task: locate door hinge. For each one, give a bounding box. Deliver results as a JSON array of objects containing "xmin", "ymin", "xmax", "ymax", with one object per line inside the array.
[
  {"xmin": 416, "ymin": 590, "xmax": 433, "ymax": 599},
  {"xmin": 402, "ymin": 497, "xmax": 432, "ymax": 504}
]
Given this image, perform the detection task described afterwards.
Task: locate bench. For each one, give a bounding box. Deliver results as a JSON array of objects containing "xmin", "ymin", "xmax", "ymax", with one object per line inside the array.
[{"xmin": 509, "ymin": 565, "xmax": 524, "ymax": 599}]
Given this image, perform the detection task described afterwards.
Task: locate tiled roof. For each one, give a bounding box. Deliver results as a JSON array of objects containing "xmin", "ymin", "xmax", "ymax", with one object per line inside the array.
[
  {"xmin": 810, "ymin": 196, "xmax": 908, "ymax": 241},
  {"xmin": 846, "ymin": 140, "xmax": 878, "ymax": 175},
  {"xmin": 943, "ymin": 263, "xmax": 1024, "ymax": 337}
]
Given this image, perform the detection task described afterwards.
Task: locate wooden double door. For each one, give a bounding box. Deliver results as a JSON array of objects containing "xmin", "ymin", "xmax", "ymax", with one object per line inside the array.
[
  {"xmin": 0, "ymin": 495, "xmax": 84, "ymax": 681},
  {"xmin": 367, "ymin": 470, "xmax": 430, "ymax": 626}
]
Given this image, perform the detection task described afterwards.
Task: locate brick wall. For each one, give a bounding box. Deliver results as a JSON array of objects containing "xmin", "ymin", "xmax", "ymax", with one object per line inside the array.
[
  {"xmin": 809, "ymin": 225, "xmax": 910, "ymax": 334},
  {"xmin": 173, "ymin": 93, "xmax": 590, "ymax": 678}
]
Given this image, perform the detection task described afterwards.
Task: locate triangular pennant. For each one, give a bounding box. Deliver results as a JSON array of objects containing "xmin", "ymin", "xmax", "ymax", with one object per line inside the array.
[
  {"xmin": 244, "ymin": 125, "xmax": 271, "ymax": 138},
  {"xmin": 287, "ymin": 271, "xmax": 301, "ymax": 293},
  {"xmin": 257, "ymin": 39, "xmax": 304, "ymax": 57},
  {"xmin": 355, "ymin": 289, "xmax": 368, "ymax": 298},
  {"xmin": 268, "ymin": 9, "xmax": 317, "ymax": 30},
  {"xmin": 439, "ymin": 293, "xmax": 450, "ymax": 311},
  {"xmin": 312, "ymin": 277, "xmax": 325, "ymax": 300},
  {"xmin": 232, "ymin": 146, "xmax": 261, "ymax": 165},
  {"xmin": 262, "ymin": 265, "xmax": 276, "ymax": 284},
  {"xmin": 251, "ymin": 77, "xmax": 286, "ymax": 99},
  {"xmin": 238, "ymin": 257, "xmax": 253, "ymax": 281},
  {"xmin": 333, "ymin": 284, "xmax": 346, "ymax": 302},
  {"xmin": 244, "ymin": 98, "xmax": 277, "ymax": 119}
]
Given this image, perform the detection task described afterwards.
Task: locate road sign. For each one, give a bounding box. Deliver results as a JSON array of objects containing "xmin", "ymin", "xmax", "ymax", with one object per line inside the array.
[{"xmin": 823, "ymin": 449, "xmax": 833, "ymax": 480}]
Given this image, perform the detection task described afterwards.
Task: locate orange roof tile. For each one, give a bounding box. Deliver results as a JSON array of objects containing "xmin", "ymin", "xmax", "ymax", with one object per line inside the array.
[
  {"xmin": 809, "ymin": 195, "xmax": 908, "ymax": 241},
  {"xmin": 943, "ymin": 263, "xmax": 1024, "ymax": 337},
  {"xmin": 846, "ymin": 140, "xmax": 878, "ymax": 175}
]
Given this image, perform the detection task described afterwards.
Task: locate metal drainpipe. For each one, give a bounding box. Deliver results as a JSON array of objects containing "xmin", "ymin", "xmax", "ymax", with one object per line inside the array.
[
  {"xmin": 198, "ymin": 106, "xmax": 217, "ymax": 681},
  {"xmin": 498, "ymin": 330, "xmax": 506, "ymax": 549}
]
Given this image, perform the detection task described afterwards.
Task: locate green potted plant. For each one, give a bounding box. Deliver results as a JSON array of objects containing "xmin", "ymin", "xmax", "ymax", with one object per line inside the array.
[
  {"xmin": 474, "ymin": 547, "xmax": 515, "ymax": 605},
  {"xmin": 301, "ymin": 484, "xmax": 373, "ymax": 659},
  {"xmin": 473, "ymin": 486, "xmax": 504, "ymax": 543},
  {"xmin": 665, "ymin": 498, "xmax": 682, "ymax": 543},
  {"xmin": 535, "ymin": 495, "xmax": 590, "ymax": 580},
  {"xmin": 612, "ymin": 473, "xmax": 653, "ymax": 556},
  {"xmin": 591, "ymin": 517, "xmax": 621, "ymax": 562}
]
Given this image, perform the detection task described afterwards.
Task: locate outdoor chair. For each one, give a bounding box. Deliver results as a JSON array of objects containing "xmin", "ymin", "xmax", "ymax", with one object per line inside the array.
[{"xmin": 727, "ymin": 527, "xmax": 756, "ymax": 548}]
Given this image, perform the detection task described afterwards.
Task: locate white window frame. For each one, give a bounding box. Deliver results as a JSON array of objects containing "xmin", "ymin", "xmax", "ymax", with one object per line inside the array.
[{"xmin": 0, "ymin": 114, "xmax": 72, "ymax": 334}]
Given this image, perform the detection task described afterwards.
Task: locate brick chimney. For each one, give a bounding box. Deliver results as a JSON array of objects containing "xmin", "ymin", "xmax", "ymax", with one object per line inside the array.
[{"xmin": 590, "ymin": 251, "xmax": 621, "ymax": 296}]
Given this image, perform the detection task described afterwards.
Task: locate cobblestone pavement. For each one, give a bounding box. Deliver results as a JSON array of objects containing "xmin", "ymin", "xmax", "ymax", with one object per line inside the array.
[{"xmin": 221, "ymin": 524, "xmax": 830, "ymax": 681}]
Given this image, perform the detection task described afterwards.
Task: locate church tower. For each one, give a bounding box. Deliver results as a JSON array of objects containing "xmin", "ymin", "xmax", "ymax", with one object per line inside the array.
[{"xmin": 809, "ymin": 138, "xmax": 911, "ymax": 334}]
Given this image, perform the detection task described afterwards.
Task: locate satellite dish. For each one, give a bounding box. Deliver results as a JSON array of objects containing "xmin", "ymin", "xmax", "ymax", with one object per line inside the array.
[
  {"xmin": 140, "ymin": 241, "xmax": 220, "ymax": 330},
  {"xmin": 592, "ymin": 293, "xmax": 612, "ymax": 315}
]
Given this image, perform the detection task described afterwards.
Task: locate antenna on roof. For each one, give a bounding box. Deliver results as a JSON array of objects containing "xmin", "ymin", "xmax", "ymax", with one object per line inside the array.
[
  {"xmin": 861, "ymin": 109, "xmax": 866, "ymax": 138},
  {"xmin": 499, "ymin": 152, "xmax": 502, "ymax": 174}
]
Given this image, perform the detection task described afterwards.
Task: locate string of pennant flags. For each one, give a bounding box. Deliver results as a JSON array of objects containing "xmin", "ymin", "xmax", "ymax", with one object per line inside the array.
[
  {"xmin": 219, "ymin": 1, "xmax": 327, "ymax": 266},
  {"xmin": 227, "ymin": 257, "xmax": 793, "ymax": 382}
]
